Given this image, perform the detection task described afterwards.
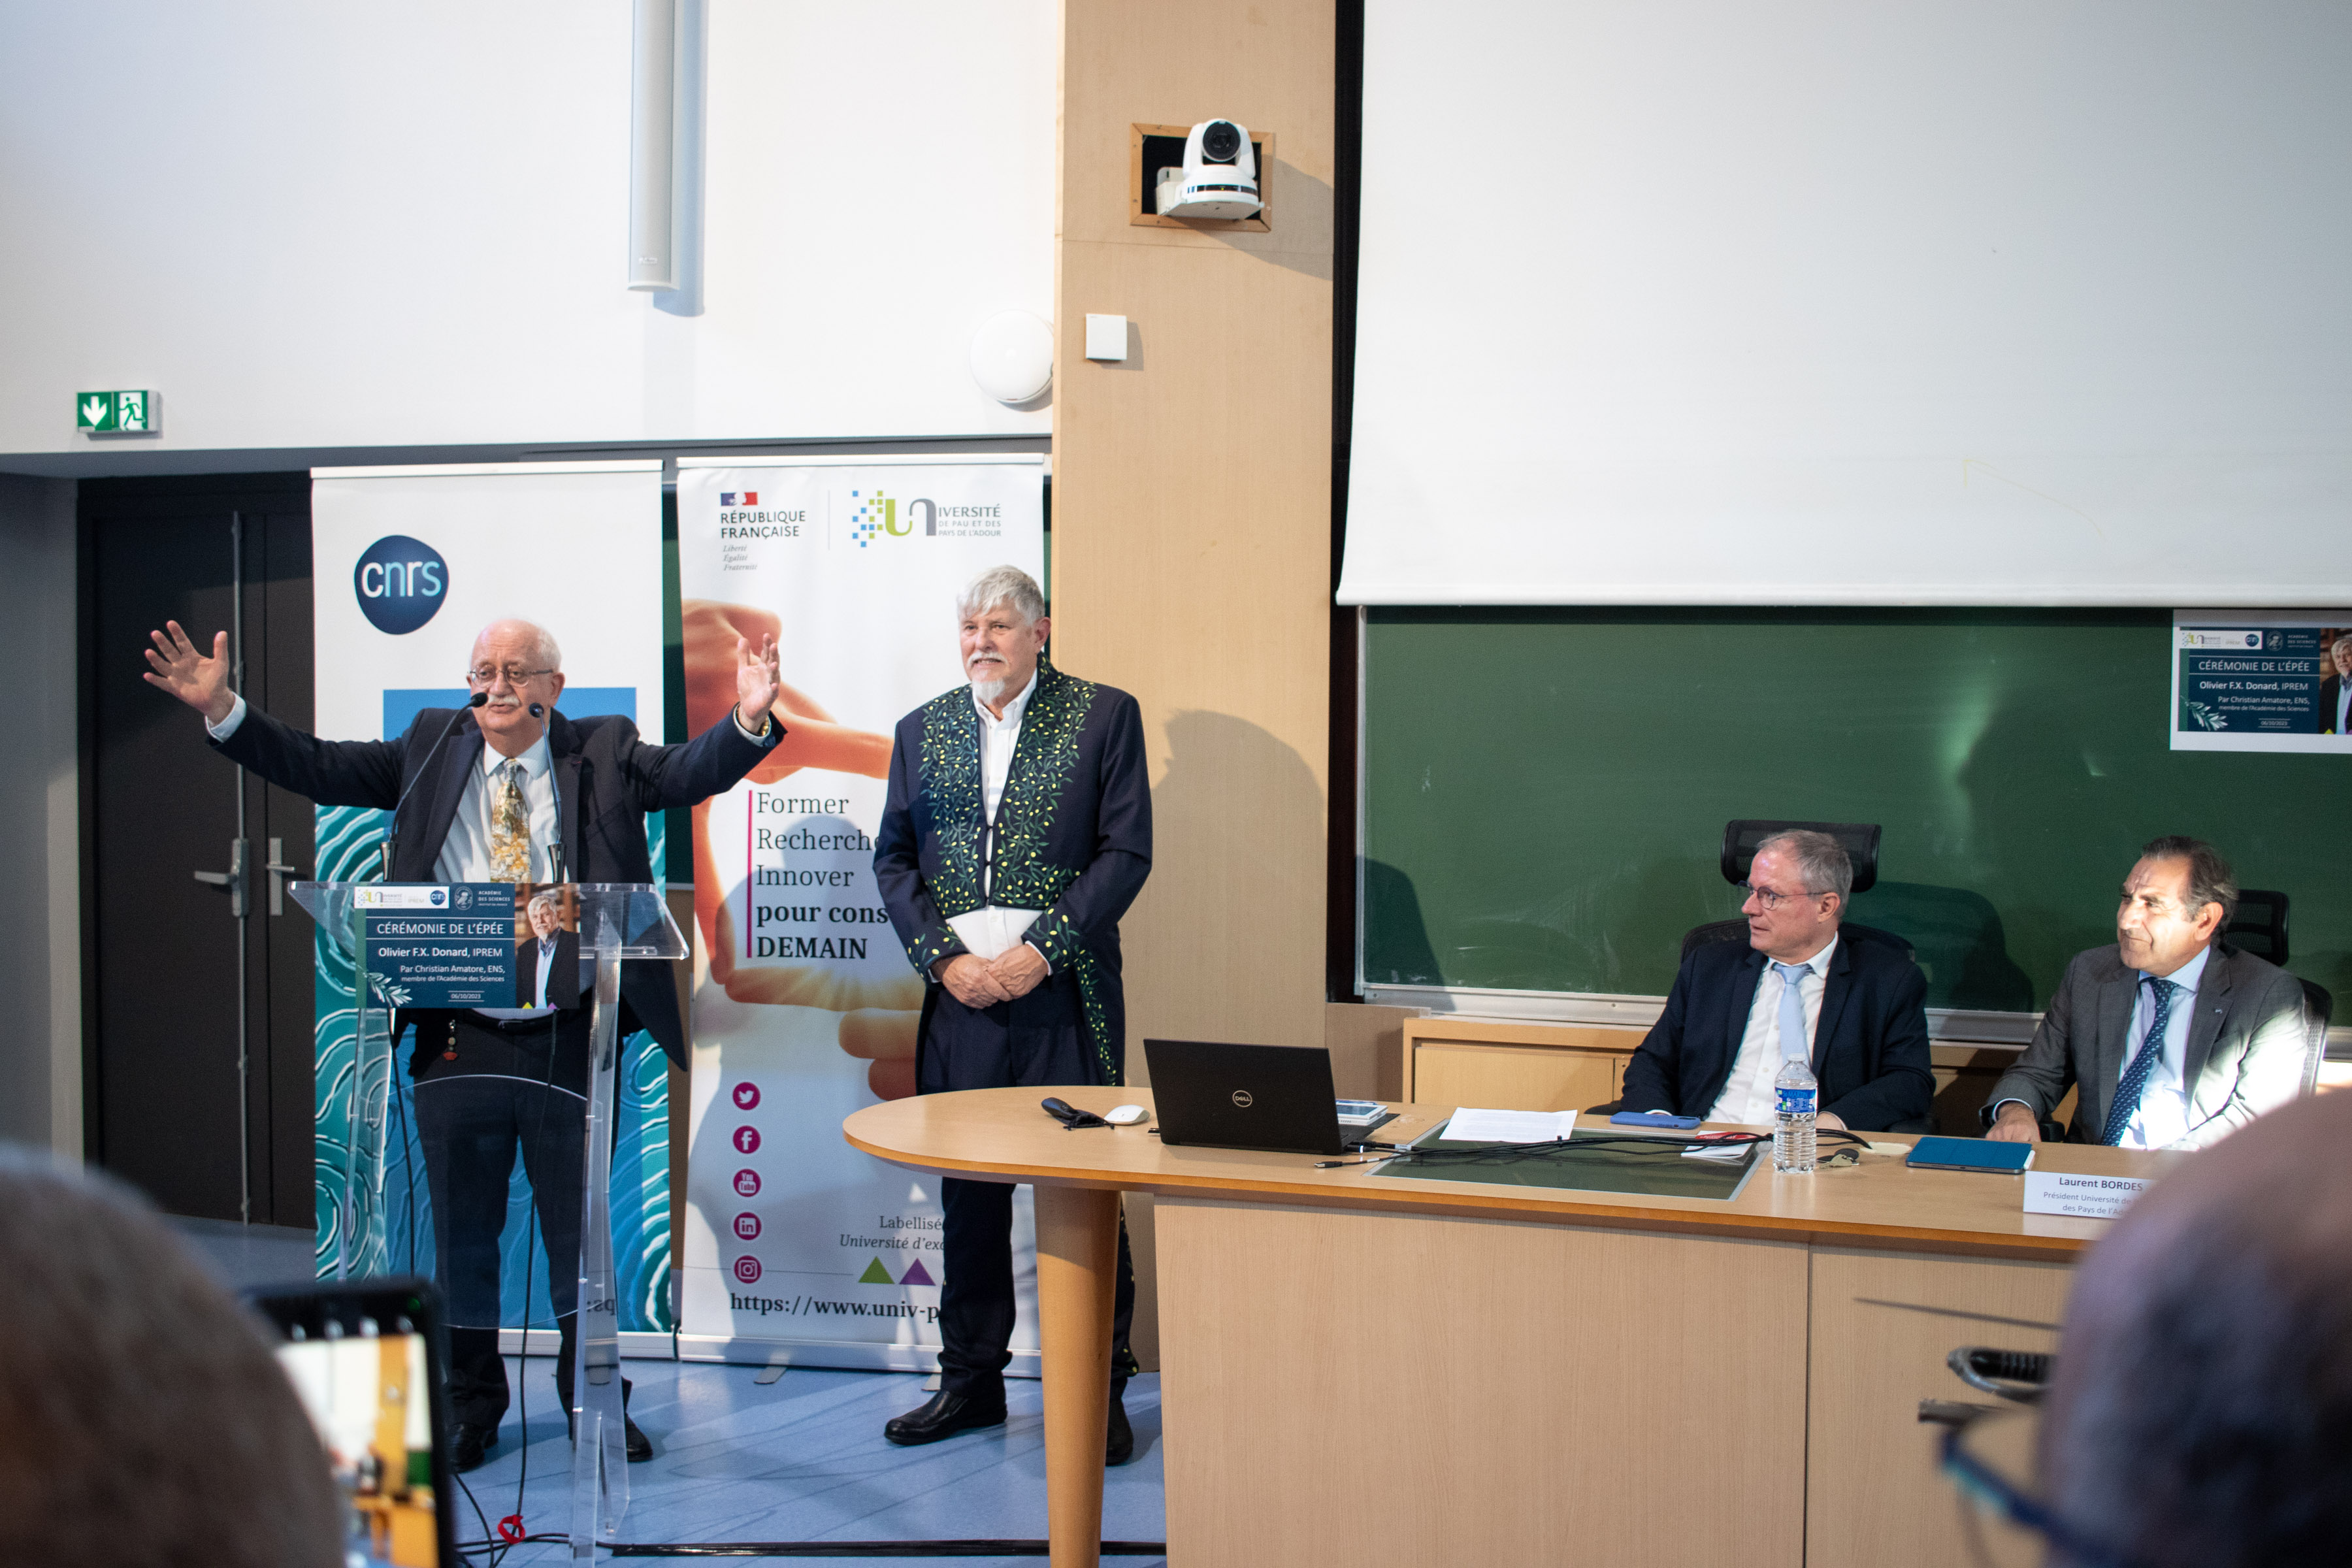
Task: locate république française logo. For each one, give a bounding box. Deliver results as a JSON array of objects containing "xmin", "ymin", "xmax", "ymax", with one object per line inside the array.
[{"xmin": 353, "ymin": 534, "xmax": 448, "ymax": 634}]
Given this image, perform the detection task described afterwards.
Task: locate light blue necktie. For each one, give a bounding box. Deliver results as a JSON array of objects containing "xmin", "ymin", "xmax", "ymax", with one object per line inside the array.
[
  {"xmin": 2102, "ymin": 977, "xmax": 2176, "ymax": 1146},
  {"xmin": 1774, "ymin": 962, "xmax": 1811, "ymax": 1067}
]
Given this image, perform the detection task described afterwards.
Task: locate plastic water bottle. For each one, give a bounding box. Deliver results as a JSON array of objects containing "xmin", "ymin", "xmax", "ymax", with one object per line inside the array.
[{"xmin": 1774, "ymin": 1056, "xmax": 1818, "ymax": 1173}]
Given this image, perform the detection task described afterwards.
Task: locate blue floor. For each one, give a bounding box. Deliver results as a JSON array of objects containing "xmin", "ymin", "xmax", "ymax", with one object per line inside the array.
[
  {"xmin": 455, "ymin": 1360, "xmax": 1168, "ymax": 1563},
  {"xmin": 170, "ymin": 1218, "xmax": 1169, "ymax": 1563}
]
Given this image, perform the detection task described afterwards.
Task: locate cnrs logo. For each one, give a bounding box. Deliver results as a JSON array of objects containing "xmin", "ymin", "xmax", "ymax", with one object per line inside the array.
[{"xmin": 354, "ymin": 534, "xmax": 448, "ymax": 635}]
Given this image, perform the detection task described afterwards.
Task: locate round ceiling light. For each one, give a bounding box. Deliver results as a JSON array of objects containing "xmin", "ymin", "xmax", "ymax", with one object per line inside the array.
[{"xmin": 969, "ymin": 310, "xmax": 1054, "ymax": 404}]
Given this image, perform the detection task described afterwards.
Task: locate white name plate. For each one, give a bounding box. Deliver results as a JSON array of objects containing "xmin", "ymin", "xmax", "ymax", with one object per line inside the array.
[{"xmin": 2023, "ymin": 1171, "xmax": 2150, "ymax": 1220}]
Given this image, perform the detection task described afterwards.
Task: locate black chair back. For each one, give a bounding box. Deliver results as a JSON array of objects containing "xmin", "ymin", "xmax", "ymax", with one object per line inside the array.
[
  {"xmin": 2227, "ymin": 888, "xmax": 2289, "ymax": 966},
  {"xmin": 2298, "ymin": 977, "xmax": 2335, "ymax": 1098},
  {"xmin": 1721, "ymin": 819, "xmax": 1881, "ymax": 896}
]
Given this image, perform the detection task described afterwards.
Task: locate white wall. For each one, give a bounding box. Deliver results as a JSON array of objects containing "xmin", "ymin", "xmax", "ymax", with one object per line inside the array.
[
  {"xmin": 0, "ymin": 1, "xmax": 1055, "ymax": 459},
  {"xmin": 0, "ymin": 477, "xmax": 82, "ymax": 1155}
]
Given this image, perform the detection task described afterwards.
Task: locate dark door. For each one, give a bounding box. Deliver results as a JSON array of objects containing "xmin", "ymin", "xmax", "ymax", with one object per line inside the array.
[{"xmin": 82, "ymin": 474, "xmax": 316, "ymax": 1226}]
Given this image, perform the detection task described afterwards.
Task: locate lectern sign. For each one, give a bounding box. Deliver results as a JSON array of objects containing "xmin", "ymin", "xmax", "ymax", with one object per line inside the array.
[{"xmin": 357, "ymin": 883, "xmax": 516, "ymax": 1007}]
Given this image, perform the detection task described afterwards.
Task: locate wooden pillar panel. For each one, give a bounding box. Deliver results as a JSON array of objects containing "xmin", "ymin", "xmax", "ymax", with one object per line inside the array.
[{"xmin": 1053, "ymin": 0, "xmax": 1336, "ymax": 1062}]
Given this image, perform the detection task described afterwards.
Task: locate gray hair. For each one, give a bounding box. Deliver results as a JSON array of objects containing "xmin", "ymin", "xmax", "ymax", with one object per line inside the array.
[
  {"xmin": 527, "ymin": 890, "xmax": 560, "ymax": 917},
  {"xmin": 2332, "ymin": 634, "xmax": 2352, "ymax": 656},
  {"xmin": 956, "ymin": 566, "xmax": 1046, "ymax": 627},
  {"xmin": 475, "ymin": 619, "xmax": 563, "ymax": 672},
  {"xmin": 2140, "ymin": 835, "xmax": 2238, "ymax": 923},
  {"xmin": 1756, "ymin": 830, "xmax": 1853, "ymax": 907}
]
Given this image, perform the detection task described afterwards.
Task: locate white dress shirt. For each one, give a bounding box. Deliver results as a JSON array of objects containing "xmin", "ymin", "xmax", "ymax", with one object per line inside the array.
[
  {"xmin": 1703, "ymin": 936, "xmax": 1838, "ymax": 1126},
  {"xmin": 943, "ymin": 672, "xmax": 1049, "ymax": 967},
  {"xmin": 2108, "ymin": 944, "xmax": 2209, "ymax": 1149}
]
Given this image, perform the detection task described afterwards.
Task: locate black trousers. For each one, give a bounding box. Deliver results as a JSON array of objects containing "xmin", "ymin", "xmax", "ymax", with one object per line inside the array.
[
  {"xmin": 919, "ymin": 973, "xmax": 1137, "ymax": 1404},
  {"xmin": 938, "ymin": 1175, "xmax": 1137, "ymax": 1404},
  {"xmin": 410, "ymin": 1011, "xmax": 589, "ymax": 1431}
]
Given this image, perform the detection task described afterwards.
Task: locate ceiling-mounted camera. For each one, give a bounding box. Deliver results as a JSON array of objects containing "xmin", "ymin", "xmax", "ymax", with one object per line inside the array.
[{"xmin": 1155, "ymin": 118, "xmax": 1262, "ymax": 220}]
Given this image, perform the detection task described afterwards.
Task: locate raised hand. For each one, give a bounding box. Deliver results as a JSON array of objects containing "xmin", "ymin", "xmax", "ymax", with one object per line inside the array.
[
  {"xmin": 142, "ymin": 621, "xmax": 236, "ymax": 724},
  {"xmin": 735, "ymin": 632, "xmax": 782, "ymax": 731}
]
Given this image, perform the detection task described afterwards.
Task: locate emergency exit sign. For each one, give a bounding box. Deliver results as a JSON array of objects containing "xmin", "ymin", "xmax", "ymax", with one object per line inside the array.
[{"xmin": 77, "ymin": 390, "xmax": 156, "ymax": 433}]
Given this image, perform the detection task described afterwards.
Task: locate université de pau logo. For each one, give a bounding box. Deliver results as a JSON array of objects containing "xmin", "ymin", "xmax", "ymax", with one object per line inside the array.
[
  {"xmin": 843, "ymin": 489, "xmax": 1005, "ymax": 549},
  {"xmin": 353, "ymin": 534, "xmax": 448, "ymax": 635}
]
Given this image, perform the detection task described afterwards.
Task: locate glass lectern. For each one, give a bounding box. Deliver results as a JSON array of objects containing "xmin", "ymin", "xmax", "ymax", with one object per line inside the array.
[{"xmin": 289, "ymin": 880, "xmax": 682, "ymax": 1553}]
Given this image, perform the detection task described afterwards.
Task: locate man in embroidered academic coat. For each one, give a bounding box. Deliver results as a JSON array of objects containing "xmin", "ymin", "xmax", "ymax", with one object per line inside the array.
[{"xmin": 874, "ymin": 566, "xmax": 1152, "ymax": 1462}]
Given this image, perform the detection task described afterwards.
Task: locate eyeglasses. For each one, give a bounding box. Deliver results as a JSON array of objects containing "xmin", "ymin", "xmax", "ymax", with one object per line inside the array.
[
  {"xmin": 1938, "ymin": 1405, "xmax": 2138, "ymax": 1568},
  {"xmin": 1737, "ymin": 881, "xmax": 1824, "ymax": 912},
  {"xmin": 465, "ymin": 664, "xmax": 555, "ymax": 689}
]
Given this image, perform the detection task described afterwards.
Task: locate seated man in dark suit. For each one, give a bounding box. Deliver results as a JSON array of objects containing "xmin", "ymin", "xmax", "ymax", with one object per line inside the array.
[
  {"xmin": 1622, "ymin": 830, "xmax": 1933, "ymax": 1132},
  {"xmin": 1983, "ymin": 836, "xmax": 2307, "ymax": 1150}
]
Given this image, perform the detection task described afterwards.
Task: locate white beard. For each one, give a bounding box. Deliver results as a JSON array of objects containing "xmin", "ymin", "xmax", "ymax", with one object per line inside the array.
[{"xmin": 968, "ymin": 670, "xmax": 1017, "ymax": 707}]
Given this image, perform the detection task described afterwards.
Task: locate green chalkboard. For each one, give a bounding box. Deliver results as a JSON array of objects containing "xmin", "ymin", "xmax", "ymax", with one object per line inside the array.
[{"xmin": 1362, "ymin": 609, "xmax": 2349, "ymax": 1017}]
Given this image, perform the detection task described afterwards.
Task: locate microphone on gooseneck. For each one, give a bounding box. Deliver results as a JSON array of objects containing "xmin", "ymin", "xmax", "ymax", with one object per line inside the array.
[{"xmin": 380, "ymin": 692, "xmax": 488, "ymax": 880}]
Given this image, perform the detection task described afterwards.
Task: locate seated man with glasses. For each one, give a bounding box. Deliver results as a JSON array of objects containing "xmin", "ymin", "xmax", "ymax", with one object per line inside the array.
[
  {"xmin": 1621, "ymin": 830, "xmax": 1933, "ymax": 1132},
  {"xmin": 1981, "ymin": 836, "xmax": 2306, "ymax": 1151},
  {"xmin": 144, "ymin": 614, "xmax": 783, "ymax": 1474}
]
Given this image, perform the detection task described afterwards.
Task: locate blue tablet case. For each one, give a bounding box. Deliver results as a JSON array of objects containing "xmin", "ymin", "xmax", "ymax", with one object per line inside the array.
[{"xmin": 1906, "ymin": 1135, "xmax": 2035, "ymax": 1172}]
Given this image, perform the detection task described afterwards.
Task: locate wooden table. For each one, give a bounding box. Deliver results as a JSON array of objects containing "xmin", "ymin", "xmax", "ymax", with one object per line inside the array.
[{"xmin": 843, "ymin": 1087, "xmax": 2172, "ymax": 1568}]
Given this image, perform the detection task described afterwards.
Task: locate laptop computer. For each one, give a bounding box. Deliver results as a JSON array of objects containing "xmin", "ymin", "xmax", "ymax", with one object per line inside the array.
[{"xmin": 1143, "ymin": 1038, "xmax": 1346, "ymax": 1156}]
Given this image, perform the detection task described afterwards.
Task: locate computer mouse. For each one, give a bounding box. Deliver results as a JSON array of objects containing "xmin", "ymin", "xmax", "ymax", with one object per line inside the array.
[{"xmin": 1104, "ymin": 1104, "xmax": 1149, "ymax": 1126}]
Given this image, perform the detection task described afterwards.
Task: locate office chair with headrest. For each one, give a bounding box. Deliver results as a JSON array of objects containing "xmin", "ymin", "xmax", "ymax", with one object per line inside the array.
[
  {"xmin": 2225, "ymin": 888, "xmax": 2289, "ymax": 967},
  {"xmin": 1681, "ymin": 819, "xmax": 1911, "ymax": 960},
  {"xmin": 2296, "ymin": 977, "xmax": 2334, "ymax": 1100}
]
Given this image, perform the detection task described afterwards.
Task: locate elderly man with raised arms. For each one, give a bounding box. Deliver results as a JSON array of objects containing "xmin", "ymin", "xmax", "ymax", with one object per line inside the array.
[{"xmin": 145, "ymin": 613, "xmax": 783, "ymax": 1472}]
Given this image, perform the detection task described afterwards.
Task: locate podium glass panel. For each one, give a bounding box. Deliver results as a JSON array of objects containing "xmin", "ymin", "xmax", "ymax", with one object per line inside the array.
[{"xmin": 288, "ymin": 881, "xmax": 683, "ymax": 1548}]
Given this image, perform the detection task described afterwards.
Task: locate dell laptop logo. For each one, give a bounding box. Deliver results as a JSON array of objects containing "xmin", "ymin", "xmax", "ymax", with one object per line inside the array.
[{"xmin": 1231, "ymin": 1089, "xmax": 1254, "ymax": 1109}]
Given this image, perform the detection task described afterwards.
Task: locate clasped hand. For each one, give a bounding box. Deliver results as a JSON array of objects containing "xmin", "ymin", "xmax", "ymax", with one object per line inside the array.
[{"xmin": 934, "ymin": 947, "xmax": 1047, "ymax": 1008}]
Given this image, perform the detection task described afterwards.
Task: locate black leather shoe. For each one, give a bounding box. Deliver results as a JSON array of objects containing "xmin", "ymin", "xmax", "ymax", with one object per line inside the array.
[
  {"xmin": 1105, "ymin": 1398, "xmax": 1134, "ymax": 1465},
  {"xmin": 449, "ymin": 1422, "xmax": 498, "ymax": 1473},
  {"xmin": 884, "ymin": 1390, "xmax": 1007, "ymax": 1446},
  {"xmin": 566, "ymin": 1411, "xmax": 655, "ymax": 1462}
]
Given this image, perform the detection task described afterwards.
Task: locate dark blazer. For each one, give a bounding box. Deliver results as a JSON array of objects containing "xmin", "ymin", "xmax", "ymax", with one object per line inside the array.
[
  {"xmin": 1982, "ymin": 941, "xmax": 2309, "ymax": 1149},
  {"xmin": 2323, "ymin": 674, "xmax": 2345, "ymax": 734},
  {"xmin": 1620, "ymin": 933, "xmax": 1935, "ymax": 1131},
  {"xmin": 517, "ymin": 929, "xmax": 581, "ymax": 1009},
  {"xmin": 214, "ymin": 703, "xmax": 776, "ymax": 1070},
  {"xmin": 874, "ymin": 660, "xmax": 1151, "ymax": 1085}
]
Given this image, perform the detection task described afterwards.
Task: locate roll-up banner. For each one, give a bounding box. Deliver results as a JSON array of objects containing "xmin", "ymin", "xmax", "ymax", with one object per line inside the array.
[
  {"xmin": 674, "ymin": 455, "xmax": 1047, "ymax": 1369},
  {"xmin": 309, "ymin": 463, "xmax": 677, "ymax": 1342}
]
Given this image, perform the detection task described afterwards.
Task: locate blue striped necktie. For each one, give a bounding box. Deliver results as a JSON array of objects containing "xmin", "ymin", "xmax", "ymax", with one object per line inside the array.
[
  {"xmin": 2101, "ymin": 977, "xmax": 2176, "ymax": 1146},
  {"xmin": 1774, "ymin": 962, "xmax": 1810, "ymax": 1066}
]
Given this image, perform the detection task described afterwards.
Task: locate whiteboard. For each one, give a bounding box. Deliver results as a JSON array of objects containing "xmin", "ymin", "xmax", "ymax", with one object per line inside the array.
[{"xmin": 1339, "ymin": 0, "xmax": 2352, "ymax": 606}]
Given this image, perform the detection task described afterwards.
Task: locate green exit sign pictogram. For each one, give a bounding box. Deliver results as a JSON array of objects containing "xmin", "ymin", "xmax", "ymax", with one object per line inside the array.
[{"xmin": 77, "ymin": 390, "xmax": 157, "ymax": 434}]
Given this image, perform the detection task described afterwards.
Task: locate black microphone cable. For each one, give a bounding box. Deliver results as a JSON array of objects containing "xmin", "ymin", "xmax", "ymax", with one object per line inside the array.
[{"xmin": 1315, "ymin": 1128, "xmax": 1873, "ymax": 1169}]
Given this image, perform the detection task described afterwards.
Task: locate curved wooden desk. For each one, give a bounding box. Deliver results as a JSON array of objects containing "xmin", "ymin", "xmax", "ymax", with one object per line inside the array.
[{"xmin": 845, "ymin": 1086, "xmax": 2168, "ymax": 1568}]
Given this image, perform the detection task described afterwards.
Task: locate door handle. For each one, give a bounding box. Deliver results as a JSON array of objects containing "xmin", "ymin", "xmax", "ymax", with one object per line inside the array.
[
  {"xmin": 194, "ymin": 838, "xmax": 250, "ymax": 920},
  {"xmin": 263, "ymin": 835, "xmax": 301, "ymax": 917}
]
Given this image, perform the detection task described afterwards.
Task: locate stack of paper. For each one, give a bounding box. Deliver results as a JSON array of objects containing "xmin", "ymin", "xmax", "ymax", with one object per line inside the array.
[{"xmin": 1441, "ymin": 1107, "xmax": 1580, "ymax": 1143}]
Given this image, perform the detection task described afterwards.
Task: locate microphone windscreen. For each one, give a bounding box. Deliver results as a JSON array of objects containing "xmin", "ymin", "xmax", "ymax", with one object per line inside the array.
[
  {"xmin": 529, "ymin": 702, "xmax": 545, "ymax": 717},
  {"xmin": 468, "ymin": 691, "xmax": 489, "ymax": 708}
]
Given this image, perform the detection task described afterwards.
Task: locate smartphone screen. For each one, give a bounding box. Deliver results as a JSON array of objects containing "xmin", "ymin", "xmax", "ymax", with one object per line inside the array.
[{"xmin": 252, "ymin": 1279, "xmax": 452, "ymax": 1568}]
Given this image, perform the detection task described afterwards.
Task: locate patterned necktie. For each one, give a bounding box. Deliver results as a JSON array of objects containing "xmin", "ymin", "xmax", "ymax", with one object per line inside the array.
[
  {"xmin": 2101, "ymin": 977, "xmax": 2175, "ymax": 1145},
  {"xmin": 487, "ymin": 759, "xmax": 531, "ymax": 883},
  {"xmin": 1774, "ymin": 962, "xmax": 1811, "ymax": 1066}
]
